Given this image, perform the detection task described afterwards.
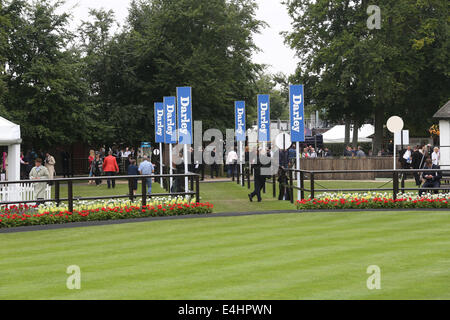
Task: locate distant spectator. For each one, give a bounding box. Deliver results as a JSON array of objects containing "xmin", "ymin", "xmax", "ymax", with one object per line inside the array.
[
  {"xmin": 103, "ymin": 151, "xmax": 119, "ymax": 189},
  {"xmin": 127, "ymin": 158, "xmax": 139, "ymax": 195},
  {"xmin": 92, "ymin": 152, "xmax": 103, "ymax": 186},
  {"xmin": 432, "ymin": 147, "xmax": 440, "ymax": 165},
  {"xmin": 210, "ymin": 148, "xmax": 219, "ymax": 178},
  {"xmin": 61, "ymin": 150, "xmax": 71, "ymax": 178},
  {"xmin": 44, "ymin": 152, "xmax": 56, "ymax": 180},
  {"xmin": 412, "ymin": 146, "xmax": 423, "ymax": 186},
  {"xmin": 288, "ymin": 145, "xmax": 296, "ymax": 161},
  {"xmin": 277, "ymin": 167, "xmax": 291, "ymax": 201},
  {"xmin": 88, "ymin": 149, "xmax": 95, "ymax": 185},
  {"xmin": 226, "ymin": 148, "xmax": 238, "ymax": 178},
  {"xmin": 302, "ymin": 147, "xmax": 310, "ymax": 158},
  {"xmin": 139, "ymin": 156, "xmax": 154, "ymax": 195},
  {"xmin": 344, "ymin": 146, "xmax": 353, "ymax": 157},
  {"xmin": 401, "ymin": 146, "xmax": 413, "ymax": 169},
  {"xmin": 356, "ymin": 146, "xmax": 366, "ymax": 158},
  {"xmin": 29, "ymin": 158, "xmax": 50, "ymax": 201},
  {"xmin": 420, "ymin": 158, "xmax": 442, "ymax": 195},
  {"xmin": 323, "ymin": 148, "xmax": 333, "ymax": 157}
]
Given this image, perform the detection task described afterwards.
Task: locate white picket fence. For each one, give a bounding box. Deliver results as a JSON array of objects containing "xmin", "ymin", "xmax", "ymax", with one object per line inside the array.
[{"xmin": 0, "ymin": 183, "xmax": 52, "ymax": 203}]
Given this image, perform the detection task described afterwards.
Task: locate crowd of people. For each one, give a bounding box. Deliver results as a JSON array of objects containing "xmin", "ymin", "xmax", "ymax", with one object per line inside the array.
[
  {"xmin": 0, "ymin": 141, "xmax": 445, "ymax": 201},
  {"xmin": 400, "ymin": 144, "xmax": 442, "ymax": 194},
  {"xmin": 86, "ymin": 147, "xmax": 154, "ymax": 195}
]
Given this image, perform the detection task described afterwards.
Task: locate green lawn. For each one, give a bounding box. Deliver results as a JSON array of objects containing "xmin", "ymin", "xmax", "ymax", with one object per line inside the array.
[{"xmin": 0, "ymin": 210, "xmax": 449, "ymax": 299}]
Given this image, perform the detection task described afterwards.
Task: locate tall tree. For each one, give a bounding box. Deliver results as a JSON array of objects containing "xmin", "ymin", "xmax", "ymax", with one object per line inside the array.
[
  {"xmin": 124, "ymin": 0, "xmax": 265, "ymax": 131},
  {"xmin": 284, "ymin": 0, "xmax": 449, "ymax": 153},
  {"xmin": 0, "ymin": 0, "xmax": 11, "ymax": 113},
  {"xmin": 3, "ymin": 0, "xmax": 91, "ymax": 148}
]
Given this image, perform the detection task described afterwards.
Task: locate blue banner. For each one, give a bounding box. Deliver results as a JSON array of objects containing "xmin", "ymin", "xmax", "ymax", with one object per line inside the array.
[
  {"xmin": 289, "ymin": 85, "xmax": 305, "ymax": 142},
  {"xmin": 154, "ymin": 102, "xmax": 165, "ymax": 144},
  {"xmin": 235, "ymin": 101, "xmax": 246, "ymax": 142},
  {"xmin": 163, "ymin": 96, "xmax": 177, "ymax": 144},
  {"xmin": 257, "ymin": 94, "xmax": 270, "ymax": 142},
  {"xmin": 176, "ymin": 87, "xmax": 193, "ymax": 145}
]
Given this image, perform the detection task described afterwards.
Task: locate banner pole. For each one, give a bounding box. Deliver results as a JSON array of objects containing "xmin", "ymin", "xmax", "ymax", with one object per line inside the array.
[
  {"xmin": 240, "ymin": 141, "xmax": 244, "ymax": 186},
  {"xmin": 159, "ymin": 142, "xmax": 163, "ymax": 186},
  {"xmin": 296, "ymin": 141, "xmax": 300, "ymax": 201},
  {"xmin": 394, "ymin": 143, "xmax": 396, "ymax": 170},
  {"xmin": 184, "ymin": 144, "xmax": 188, "ymax": 192},
  {"xmin": 169, "ymin": 144, "xmax": 173, "ymax": 192}
]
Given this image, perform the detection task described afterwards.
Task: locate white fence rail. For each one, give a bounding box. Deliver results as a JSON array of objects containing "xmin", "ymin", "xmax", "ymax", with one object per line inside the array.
[{"xmin": 0, "ymin": 183, "xmax": 52, "ymax": 203}]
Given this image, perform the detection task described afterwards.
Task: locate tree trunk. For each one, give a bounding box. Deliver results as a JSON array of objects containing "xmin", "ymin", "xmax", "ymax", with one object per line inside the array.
[
  {"xmin": 352, "ymin": 121, "xmax": 359, "ymax": 148},
  {"xmin": 373, "ymin": 105, "xmax": 384, "ymax": 155},
  {"xmin": 344, "ymin": 118, "xmax": 351, "ymax": 145}
]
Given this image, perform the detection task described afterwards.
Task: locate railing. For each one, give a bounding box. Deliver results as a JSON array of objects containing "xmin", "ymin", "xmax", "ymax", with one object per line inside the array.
[
  {"xmin": 285, "ymin": 169, "xmax": 450, "ymax": 203},
  {"xmin": 0, "ymin": 173, "xmax": 201, "ymax": 212},
  {"xmin": 0, "ymin": 183, "xmax": 52, "ymax": 202}
]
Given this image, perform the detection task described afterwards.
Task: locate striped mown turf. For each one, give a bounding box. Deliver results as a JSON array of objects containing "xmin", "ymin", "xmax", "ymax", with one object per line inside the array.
[{"xmin": 0, "ymin": 210, "xmax": 449, "ymax": 299}]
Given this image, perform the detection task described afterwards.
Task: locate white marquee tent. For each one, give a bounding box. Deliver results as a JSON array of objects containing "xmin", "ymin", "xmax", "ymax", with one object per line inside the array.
[
  {"xmin": 323, "ymin": 124, "xmax": 375, "ymax": 144},
  {"xmin": 0, "ymin": 116, "xmax": 21, "ymax": 184}
]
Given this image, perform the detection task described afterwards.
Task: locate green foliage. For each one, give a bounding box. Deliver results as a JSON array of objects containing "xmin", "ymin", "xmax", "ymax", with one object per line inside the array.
[
  {"xmin": 2, "ymin": 0, "xmax": 91, "ymax": 148},
  {"xmin": 1, "ymin": 0, "xmax": 265, "ymax": 148},
  {"xmin": 77, "ymin": 0, "xmax": 265, "ymax": 146},
  {"xmin": 252, "ymin": 73, "xmax": 289, "ymax": 122},
  {"xmin": 284, "ymin": 0, "xmax": 449, "ymax": 145}
]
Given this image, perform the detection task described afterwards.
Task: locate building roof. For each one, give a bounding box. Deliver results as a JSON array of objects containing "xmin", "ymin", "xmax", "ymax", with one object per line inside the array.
[{"xmin": 433, "ymin": 100, "xmax": 450, "ymax": 119}]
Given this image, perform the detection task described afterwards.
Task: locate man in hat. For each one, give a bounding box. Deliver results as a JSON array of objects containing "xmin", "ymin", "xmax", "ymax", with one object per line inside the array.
[{"xmin": 29, "ymin": 158, "xmax": 50, "ymax": 201}]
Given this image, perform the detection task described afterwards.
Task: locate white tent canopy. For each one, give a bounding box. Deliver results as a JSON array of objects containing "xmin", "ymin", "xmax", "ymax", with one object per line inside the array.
[
  {"xmin": 0, "ymin": 117, "xmax": 21, "ymax": 193},
  {"xmin": 323, "ymin": 124, "xmax": 374, "ymax": 144},
  {"xmin": 0, "ymin": 116, "xmax": 21, "ymax": 145}
]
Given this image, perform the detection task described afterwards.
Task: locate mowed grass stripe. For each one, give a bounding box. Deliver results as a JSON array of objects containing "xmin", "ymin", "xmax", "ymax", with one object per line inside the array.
[
  {"xmin": 1, "ymin": 211, "xmax": 449, "ymax": 299},
  {"xmin": 0, "ymin": 210, "xmax": 441, "ymax": 266},
  {"xmin": 0, "ymin": 211, "xmax": 446, "ymax": 274}
]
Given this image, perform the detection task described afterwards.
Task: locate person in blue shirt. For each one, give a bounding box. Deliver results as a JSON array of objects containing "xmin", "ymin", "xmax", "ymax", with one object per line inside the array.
[
  {"xmin": 138, "ymin": 156, "xmax": 154, "ymax": 195},
  {"xmin": 127, "ymin": 158, "xmax": 139, "ymax": 195}
]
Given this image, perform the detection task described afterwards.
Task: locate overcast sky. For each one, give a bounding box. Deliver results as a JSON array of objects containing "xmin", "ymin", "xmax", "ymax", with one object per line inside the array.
[{"xmin": 61, "ymin": 0, "xmax": 298, "ymax": 76}]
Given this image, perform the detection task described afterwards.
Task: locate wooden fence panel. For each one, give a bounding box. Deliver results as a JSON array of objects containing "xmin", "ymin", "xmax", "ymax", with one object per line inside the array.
[{"xmin": 298, "ymin": 157, "xmax": 394, "ymax": 180}]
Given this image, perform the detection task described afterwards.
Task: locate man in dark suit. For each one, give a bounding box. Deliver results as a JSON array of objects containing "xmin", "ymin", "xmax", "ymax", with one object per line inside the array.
[
  {"xmin": 419, "ymin": 158, "xmax": 442, "ymax": 195},
  {"xmin": 411, "ymin": 145, "xmax": 423, "ymax": 186},
  {"xmin": 248, "ymin": 161, "xmax": 266, "ymax": 202}
]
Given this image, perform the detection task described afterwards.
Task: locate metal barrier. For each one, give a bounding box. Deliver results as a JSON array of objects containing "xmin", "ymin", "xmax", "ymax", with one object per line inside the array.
[
  {"xmin": 285, "ymin": 169, "xmax": 450, "ymax": 203},
  {"xmin": 0, "ymin": 173, "xmax": 201, "ymax": 212}
]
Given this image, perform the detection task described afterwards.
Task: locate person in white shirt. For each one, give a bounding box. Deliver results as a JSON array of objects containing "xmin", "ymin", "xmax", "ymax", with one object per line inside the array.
[
  {"xmin": 432, "ymin": 147, "xmax": 440, "ymax": 166},
  {"xmin": 122, "ymin": 147, "xmax": 131, "ymax": 158},
  {"xmin": 226, "ymin": 148, "xmax": 238, "ymax": 178},
  {"xmin": 309, "ymin": 148, "xmax": 318, "ymax": 158},
  {"xmin": 402, "ymin": 145, "xmax": 412, "ymax": 168}
]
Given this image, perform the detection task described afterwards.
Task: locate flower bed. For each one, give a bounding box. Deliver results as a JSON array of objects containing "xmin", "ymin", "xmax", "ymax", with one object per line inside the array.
[
  {"xmin": 296, "ymin": 192, "xmax": 450, "ymax": 210},
  {"xmin": 0, "ymin": 197, "xmax": 214, "ymax": 228}
]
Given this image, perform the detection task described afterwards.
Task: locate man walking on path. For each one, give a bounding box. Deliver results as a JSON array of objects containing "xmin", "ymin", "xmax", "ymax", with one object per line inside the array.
[
  {"xmin": 139, "ymin": 156, "xmax": 154, "ymax": 195},
  {"xmin": 103, "ymin": 151, "xmax": 119, "ymax": 189},
  {"xmin": 248, "ymin": 161, "xmax": 266, "ymax": 202}
]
